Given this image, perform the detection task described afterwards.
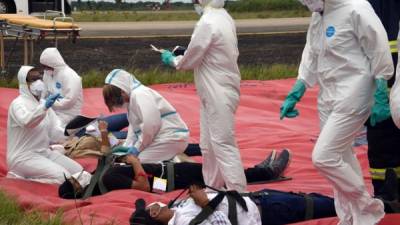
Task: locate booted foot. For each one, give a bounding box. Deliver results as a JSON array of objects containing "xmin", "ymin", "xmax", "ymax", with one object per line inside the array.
[
  {"xmin": 269, "ymin": 149, "xmax": 291, "ymax": 179},
  {"xmin": 255, "ymin": 149, "xmax": 277, "ymax": 169}
]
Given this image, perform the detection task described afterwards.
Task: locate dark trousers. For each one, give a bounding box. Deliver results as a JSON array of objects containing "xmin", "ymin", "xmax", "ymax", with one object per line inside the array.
[
  {"xmin": 367, "ymin": 118, "xmax": 400, "ymax": 197},
  {"xmin": 102, "ymin": 162, "xmax": 274, "ymax": 192}
]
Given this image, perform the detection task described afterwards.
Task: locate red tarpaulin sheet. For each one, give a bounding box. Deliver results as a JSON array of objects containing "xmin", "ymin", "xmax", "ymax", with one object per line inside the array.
[{"xmin": 0, "ymin": 79, "xmax": 398, "ymax": 224}]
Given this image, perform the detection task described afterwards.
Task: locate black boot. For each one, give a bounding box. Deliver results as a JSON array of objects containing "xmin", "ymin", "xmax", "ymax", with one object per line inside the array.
[
  {"xmin": 254, "ymin": 149, "xmax": 277, "ymax": 169},
  {"xmin": 269, "ymin": 149, "xmax": 291, "ymax": 179}
]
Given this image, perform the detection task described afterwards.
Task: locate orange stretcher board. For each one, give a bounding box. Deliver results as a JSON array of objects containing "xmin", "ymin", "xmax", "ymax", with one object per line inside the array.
[{"xmin": 0, "ymin": 14, "xmax": 81, "ymax": 72}]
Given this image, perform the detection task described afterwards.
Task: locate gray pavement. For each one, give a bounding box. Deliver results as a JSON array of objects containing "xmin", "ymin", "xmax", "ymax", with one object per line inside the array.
[{"xmin": 78, "ymin": 17, "xmax": 310, "ymax": 37}]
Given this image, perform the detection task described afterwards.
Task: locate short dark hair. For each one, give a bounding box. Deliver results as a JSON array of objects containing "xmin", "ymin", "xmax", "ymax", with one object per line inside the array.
[
  {"xmin": 102, "ymin": 84, "xmax": 123, "ymax": 112},
  {"xmin": 26, "ymin": 68, "xmax": 43, "ymax": 83}
]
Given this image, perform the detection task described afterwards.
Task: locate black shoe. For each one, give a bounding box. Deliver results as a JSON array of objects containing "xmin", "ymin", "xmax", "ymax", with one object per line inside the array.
[
  {"xmin": 269, "ymin": 149, "xmax": 291, "ymax": 179},
  {"xmin": 255, "ymin": 149, "xmax": 277, "ymax": 169}
]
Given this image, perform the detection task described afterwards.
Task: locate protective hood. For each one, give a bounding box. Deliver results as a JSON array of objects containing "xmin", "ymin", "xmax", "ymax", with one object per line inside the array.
[
  {"xmin": 17, "ymin": 65, "xmax": 35, "ymax": 97},
  {"xmin": 104, "ymin": 69, "xmax": 142, "ymax": 96},
  {"xmin": 39, "ymin": 48, "xmax": 67, "ymax": 69},
  {"xmin": 199, "ymin": 0, "xmax": 224, "ymax": 8},
  {"xmin": 297, "ymin": 0, "xmax": 324, "ymax": 12}
]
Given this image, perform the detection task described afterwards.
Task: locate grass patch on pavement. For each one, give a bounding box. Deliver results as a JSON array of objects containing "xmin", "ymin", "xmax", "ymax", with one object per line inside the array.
[
  {"xmin": 0, "ymin": 64, "xmax": 298, "ymax": 89},
  {"xmin": 0, "ymin": 190, "xmax": 63, "ymax": 225},
  {"xmin": 72, "ymin": 10, "xmax": 310, "ymax": 22}
]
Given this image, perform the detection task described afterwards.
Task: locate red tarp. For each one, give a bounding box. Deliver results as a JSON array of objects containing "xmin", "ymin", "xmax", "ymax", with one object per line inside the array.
[{"xmin": 0, "ymin": 79, "xmax": 398, "ymax": 224}]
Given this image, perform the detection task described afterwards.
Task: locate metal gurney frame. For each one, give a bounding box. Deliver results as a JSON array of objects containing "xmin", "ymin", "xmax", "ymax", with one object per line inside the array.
[{"xmin": 0, "ymin": 11, "xmax": 81, "ymax": 73}]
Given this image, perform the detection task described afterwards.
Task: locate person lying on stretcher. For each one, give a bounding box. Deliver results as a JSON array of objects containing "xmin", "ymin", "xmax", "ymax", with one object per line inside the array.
[{"xmin": 59, "ymin": 121, "xmax": 291, "ymax": 198}]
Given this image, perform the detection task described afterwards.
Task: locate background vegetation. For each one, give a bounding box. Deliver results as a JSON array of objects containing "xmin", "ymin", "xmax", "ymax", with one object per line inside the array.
[{"xmin": 0, "ymin": 64, "xmax": 298, "ymax": 88}]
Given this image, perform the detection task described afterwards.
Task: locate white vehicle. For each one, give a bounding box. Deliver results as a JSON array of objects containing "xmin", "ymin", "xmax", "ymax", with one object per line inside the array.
[{"xmin": 0, "ymin": 0, "xmax": 72, "ymax": 15}]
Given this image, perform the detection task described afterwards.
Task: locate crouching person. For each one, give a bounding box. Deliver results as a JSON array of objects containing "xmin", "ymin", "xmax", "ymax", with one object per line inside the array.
[
  {"xmin": 7, "ymin": 66, "xmax": 83, "ymax": 184},
  {"xmin": 102, "ymin": 69, "xmax": 190, "ymax": 163}
]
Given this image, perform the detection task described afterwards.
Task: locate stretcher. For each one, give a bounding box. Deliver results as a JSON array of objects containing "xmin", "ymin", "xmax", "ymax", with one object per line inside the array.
[{"xmin": 0, "ymin": 12, "xmax": 81, "ymax": 73}]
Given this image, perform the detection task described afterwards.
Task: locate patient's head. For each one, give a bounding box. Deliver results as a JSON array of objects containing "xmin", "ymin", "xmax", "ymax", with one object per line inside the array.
[{"xmin": 130, "ymin": 199, "xmax": 171, "ymax": 225}]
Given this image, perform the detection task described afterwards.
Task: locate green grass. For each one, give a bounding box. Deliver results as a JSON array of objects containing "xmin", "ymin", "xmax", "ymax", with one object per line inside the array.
[
  {"xmin": 71, "ymin": 10, "xmax": 309, "ymax": 22},
  {"xmin": 0, "ymin": 64, "xmax": 298, "ymax": 89},
  {"xmin": 0, "ymin": 190, "xmax": 64, "ymax": 225}
]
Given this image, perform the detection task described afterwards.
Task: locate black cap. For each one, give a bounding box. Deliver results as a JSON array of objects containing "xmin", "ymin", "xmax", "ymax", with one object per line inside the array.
[{"xmin": 129, "ymin": 199, "xmax": 163, "ymax": 225}]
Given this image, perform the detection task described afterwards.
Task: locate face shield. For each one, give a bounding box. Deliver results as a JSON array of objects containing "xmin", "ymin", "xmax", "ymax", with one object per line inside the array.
[{"xmin": 297, "ymin": 0, "xmax": 324, "ymax": 12}]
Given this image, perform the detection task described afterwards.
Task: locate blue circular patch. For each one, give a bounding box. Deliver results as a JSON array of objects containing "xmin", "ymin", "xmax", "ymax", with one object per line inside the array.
[
  {"xmin": 326, "ymin": 26, "xmax": 335, "ymax": 38},
  {"xmin": 56, "ymin": 82, "xmax": 62, "ymax": 89}
]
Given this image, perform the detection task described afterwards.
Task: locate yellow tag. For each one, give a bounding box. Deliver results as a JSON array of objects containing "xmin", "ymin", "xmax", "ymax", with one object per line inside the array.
[{"xmin": 153, "ymin": 177, "xmax": 167, "ymax": 193}]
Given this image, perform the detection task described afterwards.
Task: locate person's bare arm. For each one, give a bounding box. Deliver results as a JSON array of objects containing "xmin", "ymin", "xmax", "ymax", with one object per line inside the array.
[
  {"xmin": 123, "ymin": 155, "xmax": 151, "ymax": 192},
  {"xmin": 98, "ymin": 120, "xmax": 111, "ymax": 154}
]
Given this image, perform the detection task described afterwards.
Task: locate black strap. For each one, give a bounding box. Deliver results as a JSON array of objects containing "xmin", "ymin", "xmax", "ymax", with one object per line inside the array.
[
  {"xmin": 82, "ymin": 156, "xmax": 105, "ymax": 199},
  {"xmin": 299, "ymin": 192, "xmax": 314, "ymax": 220},
  {"xmin": 189, "ymin": 192, "xmax": 226, "ymax": 225},
  {"xmin": 166, "ymin": 161, "xmax": 175, "ymax": 192},
  {"xmin": 82, "ymin": 154, "xmax": 113, "ymax": 199},
  {"xmin": 189, "ymin": 189, "xmax": 248, "ymax": 225}
]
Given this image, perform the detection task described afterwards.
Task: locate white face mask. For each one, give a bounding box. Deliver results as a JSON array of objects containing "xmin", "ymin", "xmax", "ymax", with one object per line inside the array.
[
  {"xmin": 194, "ymin": 4, "xmax": 203, "ymax": 16},
  {"xmin": 71, "ymin": 171, "xmax": 92, "ymax": 188},
  {"xmin": 298, "ymin": 0, "xmax": 324, "ymax": 12},
  {"xmin": 30, "ymin": 80, "xmax": 45, "ymax": 97}
]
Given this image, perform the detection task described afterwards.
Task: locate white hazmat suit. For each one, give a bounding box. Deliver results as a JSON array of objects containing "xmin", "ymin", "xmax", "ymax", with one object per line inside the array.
[
  {"xmin": 40, "ymin": 48, "xmax": 83, "ymax": 127},
  {"xmin": 7, "ymin": 66, "xmax": 83, "ymax": 184},
  {"xmin": 390, "ymin": 21, "xmax": 400, "ymax": 128},
  {"xmin": 170, "ymin": 0, "xmax": 247, "ymax": 192},
  {"xmin": 105, "ymin": 69, "xmax": 189, "ymax": 163},
  {"xmin": 298, "ymin": 1, "xmax": 394, "ymax": 224}
]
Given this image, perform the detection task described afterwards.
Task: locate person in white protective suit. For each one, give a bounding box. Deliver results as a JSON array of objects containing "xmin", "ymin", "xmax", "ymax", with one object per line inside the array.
[
  {"xmin": 280, "ymin": 0, "xmax": 394, "ymax": 224},
  {"xmin": 390, "ymin": 21, "xmax": 400, "ymax": 128},
  {"xmin": 40, "ymin": 47, "xmax": 83, "ymax": 127},
  {"xmin": 159, "ymin": 0, "xmax": 247, "ymax": 192},
  {"xmin": 7, "ymin": 66, "xmax": 83, "ymax": 184},
  {"xmin": 102, "ymin": 69, "xmax": 189, "ymax": 163}
]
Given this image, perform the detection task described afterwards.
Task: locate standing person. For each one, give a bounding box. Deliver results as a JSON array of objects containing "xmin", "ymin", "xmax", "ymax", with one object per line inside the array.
[
  {"xmin": 160, "ymin": 0, "xmax": 247, "ymax": 192},
  {"xmin": 366, "ymin": 0, "xmax": 400, "ymax": 201},
  {"xmin": 7, "ymin": 66, "xmax": 83, "ymax": 184},
  {"xmin": 280, "ymin": 0, "xmax": 393, "ymax": 224},
  {"xmin": 102, "ymin": 69, "xmax": 190, "ymax": 163},
  {"xmin": 40, "ymin": 47, "xmax": 83, "ymax": 127}
]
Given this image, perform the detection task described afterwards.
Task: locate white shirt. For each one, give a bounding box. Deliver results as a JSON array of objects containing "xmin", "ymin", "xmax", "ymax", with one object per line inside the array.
[{"xmin": 168, "ymin": 192, "xmax": 262, "ymax": 225}]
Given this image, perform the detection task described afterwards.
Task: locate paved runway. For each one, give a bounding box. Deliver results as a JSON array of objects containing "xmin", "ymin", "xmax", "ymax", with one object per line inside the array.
[{"xmin": 78, "ymin": 17, "xmax": 310, "ymax": 37}]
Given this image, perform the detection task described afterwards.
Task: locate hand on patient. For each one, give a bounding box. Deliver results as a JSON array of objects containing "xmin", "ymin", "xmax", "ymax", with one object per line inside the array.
[{"xmin": 189, "ymin": 185, "xmax": 209, "ymax": 208}]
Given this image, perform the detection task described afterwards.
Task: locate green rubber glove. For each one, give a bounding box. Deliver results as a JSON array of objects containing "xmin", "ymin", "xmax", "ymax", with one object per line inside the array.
[
  {"xmin": 370, "ymin": 78, "xmax": 391, "ymax": 126},
  {"xmin": 161, "ymin": 50, "xmax": 176, "ymax": 67},
  {"xmin": 280, "ymin": 80, "xmax": 306, "ymax": 120}
]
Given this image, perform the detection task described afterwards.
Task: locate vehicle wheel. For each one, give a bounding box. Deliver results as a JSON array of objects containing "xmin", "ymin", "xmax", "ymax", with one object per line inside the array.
[{"xmin": 0, "ymin": 0, "xmax": 10, "ymax": 14}]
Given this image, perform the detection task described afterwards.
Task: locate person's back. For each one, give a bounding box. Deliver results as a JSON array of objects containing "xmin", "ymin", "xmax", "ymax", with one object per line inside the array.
[
  {"xmin": 127, "ymin": 83, "xmax": 189, "ymax": 150},
  {"xmin": 190, "ymin": 7, "xmax": 241, "ymax": 93}
]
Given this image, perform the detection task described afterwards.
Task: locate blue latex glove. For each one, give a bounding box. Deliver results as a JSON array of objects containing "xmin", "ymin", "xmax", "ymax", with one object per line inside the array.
[
  {"xmin": 280, "ymin": 80, "xmax": 306, "ymax": 120},
  {"xmin": 112, "ymin": 146, "xmax": 140, "ymax": 157},
  {"xmin": 45, "ymin": 93, "xmax": 61, "ymax": 109},
  {"xmin": 161, "ymin": 50, "xmax": 176, "ymax": 67},
  {"xmin": 370, "ymin": 78, "xmax": 391, "ymax": 126}
]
